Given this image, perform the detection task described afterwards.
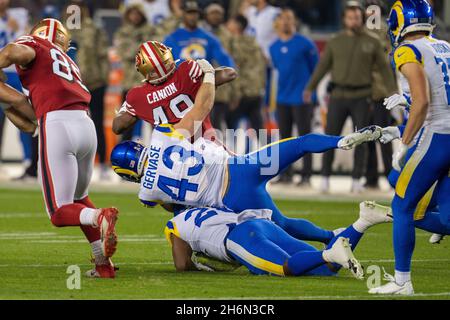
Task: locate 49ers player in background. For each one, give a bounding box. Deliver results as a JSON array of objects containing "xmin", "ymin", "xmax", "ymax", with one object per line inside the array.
[
  {"xmin": 112, "ymin": 40, "xmax": 237, "ymax": 140},
  {"xmin": 0, "ymin": 18, "xmax": 119, "ymax": 278}
]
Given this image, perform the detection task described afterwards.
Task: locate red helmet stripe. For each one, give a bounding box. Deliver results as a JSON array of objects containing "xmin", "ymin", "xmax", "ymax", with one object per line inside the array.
[{"xmin": 142, "ymin": 42, "xmax": 164, "ymax": 78}]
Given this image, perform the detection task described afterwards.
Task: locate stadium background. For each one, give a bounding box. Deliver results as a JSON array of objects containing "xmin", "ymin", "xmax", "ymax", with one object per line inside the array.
[
  {"xmin": 1, "ymin": 0, "xmax": 450, "ymax": 171},
  {"xmin": 1, "ymin": 0, "xmax": 449, "ymax": 187}
]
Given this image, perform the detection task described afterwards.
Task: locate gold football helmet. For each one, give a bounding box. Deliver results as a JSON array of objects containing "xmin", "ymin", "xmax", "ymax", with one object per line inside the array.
[
  {"xmin": 30, "ymin": 18, "xmax": 71, "ymax": 52},
  {"xmin": 136, "ymin": 41, "xmax": 176, "ymax": 85}
]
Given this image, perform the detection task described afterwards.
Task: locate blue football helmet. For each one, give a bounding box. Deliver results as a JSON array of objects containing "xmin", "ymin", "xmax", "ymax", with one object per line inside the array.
[
  {"xmin": 110, "ymin": 141, "xmax": 148, "ymax": 183},
  {"xmin": 387, "ymin": 0, "xmax": 435, "ymax": 48}
]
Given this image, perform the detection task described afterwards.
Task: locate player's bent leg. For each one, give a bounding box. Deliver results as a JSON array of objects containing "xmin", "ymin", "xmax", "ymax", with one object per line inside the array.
[
  {"xmin": 261, "ymin": 221, "xmax": 338, "ymax": 277},
  {"xmin": 76, "ymin": 197, "xmax": 116, "ymax": 278},
  {"xmin": 393, "ymin": 133, "xmax": 449, "ymax": 274},
  {"xmin": 230, "ymin": 134, "xmax": 342, "ymax": 186},
  {"xmin": 328, "ymin": 201, "xmax": 393, "ymax": 249},
  {"xmin": 415, "ymin": 211, "xmax": 450, "ymax": 235},
  {"xmin": 222, "ymin": 168, "xmax": 335, "ymax": 243},
  {"xmin": 270, "ymin": 207, "xmax": 335, "ymax": 244},
  {"xmin": 436, "ymin": 175, "xmax": 450, "ymax": 229},
  {"xmin": 372, "ymin": 131, "xmax": 450, "ymax": 295},
  {"xmin": 226, "ymin": 220, "xmax": 290, "ymax": 276}
]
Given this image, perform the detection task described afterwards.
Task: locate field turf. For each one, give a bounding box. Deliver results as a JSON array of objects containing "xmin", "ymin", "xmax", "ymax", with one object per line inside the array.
[{"xmin": 0, "ymin": 188, "xmax": 449, "ymax": 300}]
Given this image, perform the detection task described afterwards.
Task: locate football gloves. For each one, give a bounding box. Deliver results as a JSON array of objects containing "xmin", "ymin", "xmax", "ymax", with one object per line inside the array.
[{"xmin": 383, "ymin": 93, "xmax": 410, "ymax": 111}]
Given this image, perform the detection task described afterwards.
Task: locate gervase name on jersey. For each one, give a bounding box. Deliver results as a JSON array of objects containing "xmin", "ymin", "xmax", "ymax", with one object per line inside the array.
[
  {"xmin": 147, "ymin": 82, "xmax": 178, "ymax": 104},
  {"xmin": 143, "ymin": 145, "xmax": 162, "ymax": 190},
  {"xmin": 431, "ymin": 42, "xmax": 450, "ymax": 54}
]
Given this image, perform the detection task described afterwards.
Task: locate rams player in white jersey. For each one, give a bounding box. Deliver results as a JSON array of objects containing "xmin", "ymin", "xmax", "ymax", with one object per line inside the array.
[
  {"xmin": 110, "ymin": 59, "xmax": 382, "ymax": 246},
  {"xmin": 381, "ymin": 99, "xmax": 450, "ymax": 244},
  {"xmin": 369, "ymin": 0, "xmax": 450, "ymax": 295},
  {"xmin": 164, "ymin": 202, "xmax": 393, "ymax": 278}
]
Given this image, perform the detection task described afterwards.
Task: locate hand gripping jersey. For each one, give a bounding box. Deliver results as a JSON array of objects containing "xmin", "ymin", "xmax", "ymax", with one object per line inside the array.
[
  {"xmin": 165, "ymin": 207, "xmax": 272, "ymax": 262},
  {"xmin": 15, "ymin": 35, "xmax": 91, "ymax": 119},
  {"xmin": 124, "ymin": 60, "xmax": 214, "ymax": 134},
  {"xmin": 393, "ymin": 36, "xmax": 450, "ymax": 134},
  {"xmin": 138, "ymin": 124, "xmax": 230, "ymax": 208}
]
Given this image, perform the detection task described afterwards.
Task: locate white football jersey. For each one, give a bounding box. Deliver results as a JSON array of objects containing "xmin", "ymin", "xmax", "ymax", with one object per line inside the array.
[
  {"xmin": 0, "ymin": 8, "xmax": 28, "ymax": 72},
  {"xmin": 165, "ymin": 207, "xmax": 273, "ymax": 262},
  {"xmin": 138, "ymin": 124, "xmax": 230, "ymax": 208},
  {"xmin": 394, "ymin": 36, "xmax": 450, "ymax": 134},
  {"xmin": 244, "ymin": 5, "xmax": 280, "ymax": 58},
  {"xmin": 124, "ymin": 0, "xmax": 170, "ymax": 25}
]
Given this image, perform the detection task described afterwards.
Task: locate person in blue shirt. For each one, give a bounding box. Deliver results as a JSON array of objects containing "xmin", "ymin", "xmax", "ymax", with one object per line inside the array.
[
  {"xmin": 163, "ymin": 0, "xmax": 234, "ymax": 68},
  {"xmin": 0, "ymin": 1, "xmax": 35, "ymax": 180},
  {"xmin": 269, "ymin": 8, "xmax": 319, "ymax": 186}
]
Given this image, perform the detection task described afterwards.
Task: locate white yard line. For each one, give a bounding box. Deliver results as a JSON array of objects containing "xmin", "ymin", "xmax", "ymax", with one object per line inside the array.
[
  {"xmin": 1, "ymin": 258, "xmax": 448, "ymax": 269},
  {"xmin": 187, "ymin": 292, "xmax": 450, "ymax": 300},
  {"xmin": 27, "ymin": 239, "xmax": 166, "ymax": 243},
  {"xmin": 0, "ymin": 262, "xmax": 173, "ymax": 268}
]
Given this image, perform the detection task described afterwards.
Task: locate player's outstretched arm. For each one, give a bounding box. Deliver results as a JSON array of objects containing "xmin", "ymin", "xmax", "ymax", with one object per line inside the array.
[
  {"xmin": 215, "ymin": 67, "xmax": 237, "ymax": 87},
  {"xmin": 3, "ymin": 107, "xmax": 36, "ymax": 133},
  {"xmin": 174, "ymin": 60, "xmax": 216, "ymax": 138},
  {"xmin": 112, "ymin": 111, "xmax": 137, "ymax": 135},
  {"xmin": 0, "ymin": 43, "xmax": 36, "ymax": 69},
  {"xmin": 0, "ymin": 76, "xmax": 36, "ymax": 133},
  {"xmin": 171, "ymin": 234, "xmax": 195, "ymax": 272}
]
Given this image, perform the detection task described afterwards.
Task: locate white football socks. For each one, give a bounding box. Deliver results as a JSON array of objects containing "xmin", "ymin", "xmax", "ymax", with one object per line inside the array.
[
  {"xmin": 395, "ymin": 270, "xmax": 411, "ymax": 285},
  {"xmin": 80, "ymin": 208, "xmax": 99, "ymax": 226},
  {"xmin": 352, "ymin": 218, "xmax": 371, "ymax": 233},
  {"xmin": 91, "ymin": 240, "xmax": 108, "ymax": 265}
]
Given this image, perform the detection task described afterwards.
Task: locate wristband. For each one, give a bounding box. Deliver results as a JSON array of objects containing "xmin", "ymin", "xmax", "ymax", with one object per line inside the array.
[{"xmin": 203, "ymin": 72, "xmax": 215, "ymax": 85}]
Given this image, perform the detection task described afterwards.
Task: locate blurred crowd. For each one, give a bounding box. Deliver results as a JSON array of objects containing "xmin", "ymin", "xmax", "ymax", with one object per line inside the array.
[{"xmin": 0, "ymin": 0, "xmax": 449, "ymax": 193}]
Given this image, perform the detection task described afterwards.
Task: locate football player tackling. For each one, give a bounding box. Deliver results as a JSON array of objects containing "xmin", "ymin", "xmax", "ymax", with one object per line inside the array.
[
  {"xmin": 0, "ymin": 19, "xmax": 119, "ymax": 278},
  {"xmin": 111, "ymin": 58, "xmax": 382, "ymax": 244},
  {"xmin": 112, "ymin": 40, "xmax": 237, "ymax": 140},
  {"xmin": 369, "ymin": 0, "xmax": 450, "ymax": 295},
  {"xmin": 165, "ymin": 202, "xmax": 393, "ymax": 279}
]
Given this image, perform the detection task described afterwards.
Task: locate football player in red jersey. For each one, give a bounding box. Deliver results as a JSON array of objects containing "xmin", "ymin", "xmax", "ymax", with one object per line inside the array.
[
  {"xmin": 112, "ymin": 40, "xmax": 237, "ymax": 141},
  {"xmin": 0, "ymin": 18, "xmax": 118, "ymax": 278}
]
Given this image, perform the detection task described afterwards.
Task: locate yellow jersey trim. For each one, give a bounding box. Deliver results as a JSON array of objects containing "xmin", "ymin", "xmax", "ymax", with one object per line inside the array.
[{"xmin": 394, "ymin": 45, "xmax": 424, "ymax": 71}]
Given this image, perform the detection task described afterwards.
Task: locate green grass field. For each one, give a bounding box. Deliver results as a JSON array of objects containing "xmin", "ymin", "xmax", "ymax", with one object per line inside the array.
[{"xmin": 1, "ymin": 188, "xmax": 449, "ymax": 300}]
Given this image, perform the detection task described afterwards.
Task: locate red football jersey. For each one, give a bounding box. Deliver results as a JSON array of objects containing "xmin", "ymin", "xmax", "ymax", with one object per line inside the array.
[
  {"xmin": 15, "ymin": 35, "xmax": 91, "ymax": 119},
  {"xmin": 124, "ymin": 60, "xmax": 214, "ymax": 134}
]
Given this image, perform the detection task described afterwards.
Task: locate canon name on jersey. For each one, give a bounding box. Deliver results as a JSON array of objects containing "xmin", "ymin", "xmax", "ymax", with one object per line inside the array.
[{"xmin": 147, "ymin": 82, "xmax": 178, "ymax": 104}]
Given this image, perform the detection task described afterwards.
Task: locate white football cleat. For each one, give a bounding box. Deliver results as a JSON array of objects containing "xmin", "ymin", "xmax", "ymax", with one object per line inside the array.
[
  {"xmin": 429, "ymin": 233, "xmax": 445, "ymax": 244},
  {"xmin": 323, "ymin": 237, "xmax": 364, "ymax": 280},
  {"xmin": 369, "ymin": 281, "xmax": 414, "ymax": 295},
  {"xmin": 338, "ymin": 126, "xmax": 382, "ymax": 150},
  {"xmin": 359, "ymin": 201, "xmax": 393, "ymax": 227},
  {"xmin": 85, "ymin": 259, "xmax": 117, "ymax": 278},
  {"xmin": 368, "ymin": 270, "xmax": 414, "ymax": 295}
]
